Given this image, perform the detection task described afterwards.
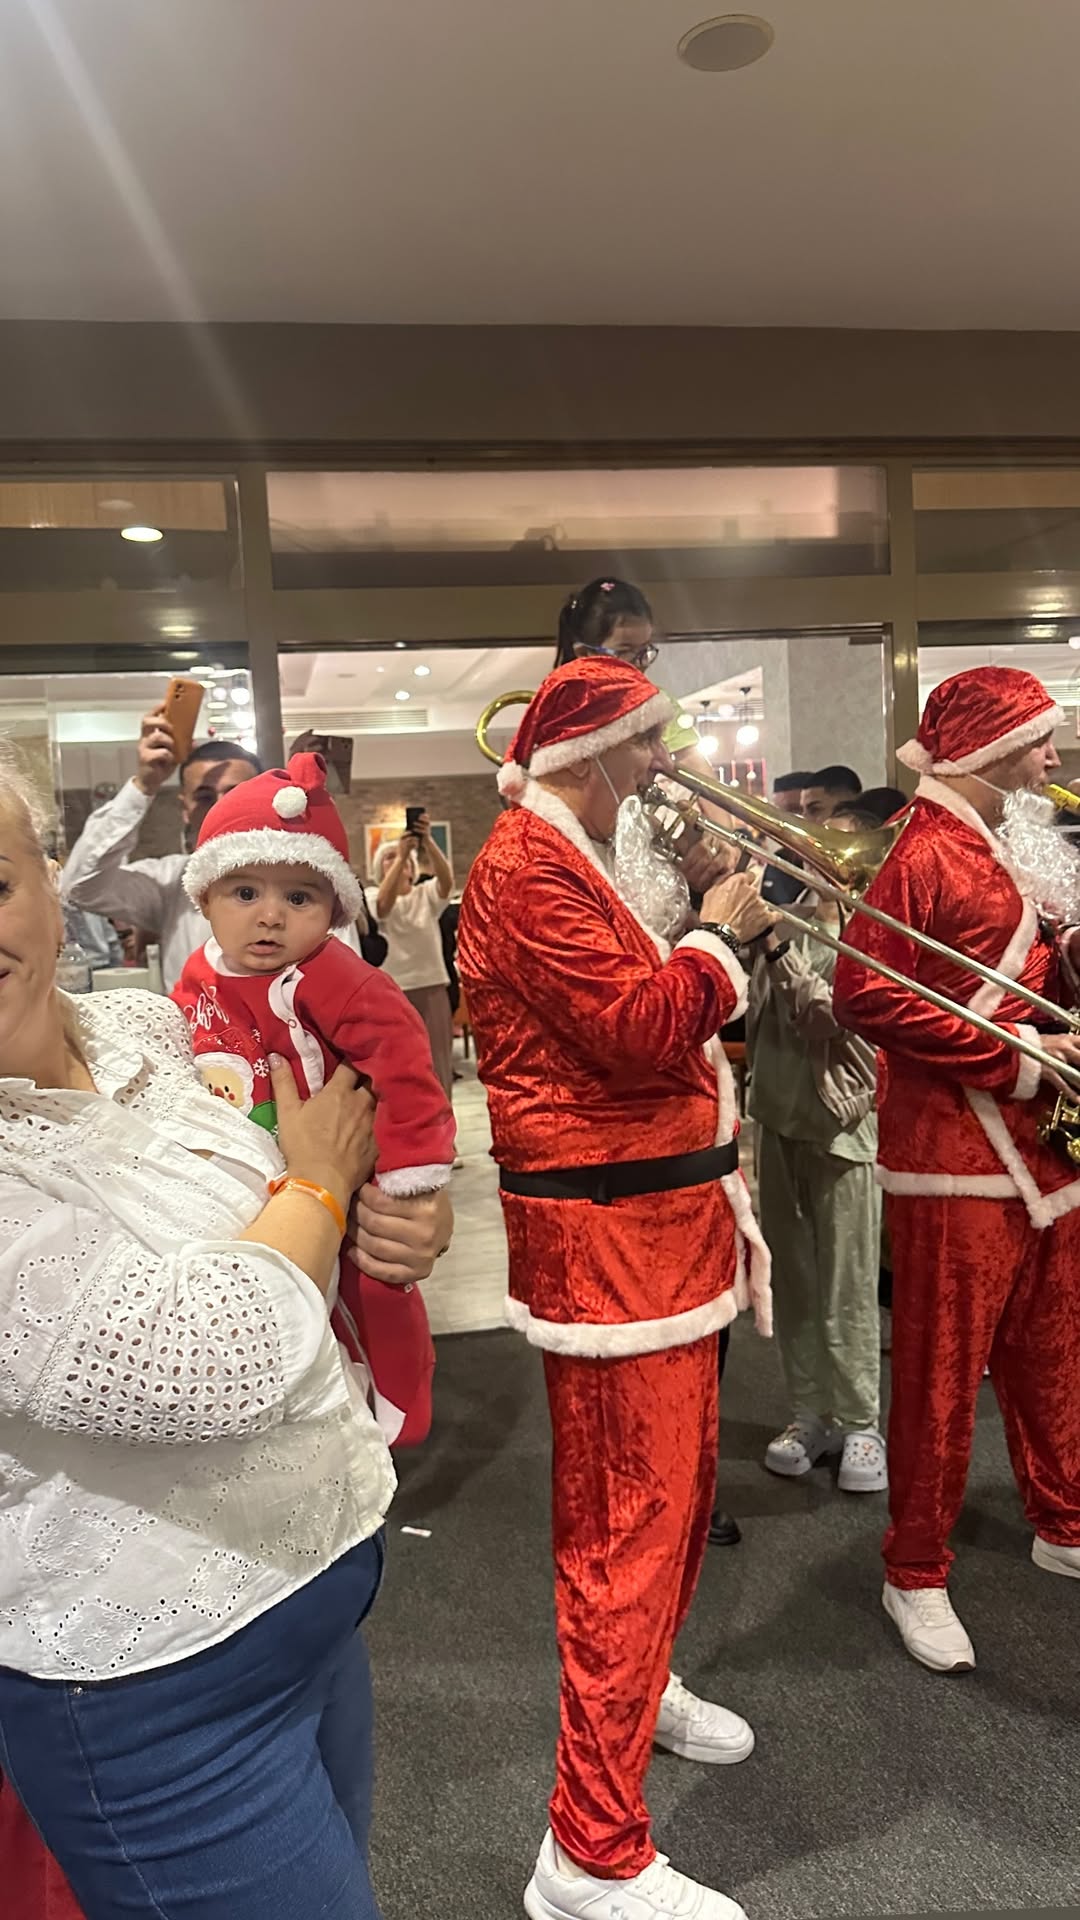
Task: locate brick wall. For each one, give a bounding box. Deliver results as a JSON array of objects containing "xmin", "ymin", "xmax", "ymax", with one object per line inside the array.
[
  {"xmin": 105, "ymin": 774, "xmax": 501, "ymax": 888},
  {"xmin": 338, "ymin": 776, "xmax": 501, "ymax": 887}
]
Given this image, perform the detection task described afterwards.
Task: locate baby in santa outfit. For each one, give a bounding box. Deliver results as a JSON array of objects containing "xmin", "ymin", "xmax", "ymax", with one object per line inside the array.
[{"xmin": 173, "ymin": 750, "xmax": 456, "ymax": 1446}]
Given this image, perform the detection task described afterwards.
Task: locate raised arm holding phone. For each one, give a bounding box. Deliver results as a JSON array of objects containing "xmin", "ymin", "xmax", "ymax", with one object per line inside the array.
[{"xmin": 367, "ymin": 809, "xmax": 456, "ymax": 1100}]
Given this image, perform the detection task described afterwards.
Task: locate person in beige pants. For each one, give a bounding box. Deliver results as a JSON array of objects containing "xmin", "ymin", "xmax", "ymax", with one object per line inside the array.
[{"xmin": 747, "ymin": 818, "xmax": 884, "ymax": 1494}]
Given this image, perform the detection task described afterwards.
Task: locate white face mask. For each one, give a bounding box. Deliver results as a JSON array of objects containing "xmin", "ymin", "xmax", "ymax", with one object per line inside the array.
[
  {"xmin": 971, "ymin": 773, "xmax": 1080, "ymax": 923},
  {"xmin": 596, "ymin": 757, "xmax": 690, "ymax": 943}
]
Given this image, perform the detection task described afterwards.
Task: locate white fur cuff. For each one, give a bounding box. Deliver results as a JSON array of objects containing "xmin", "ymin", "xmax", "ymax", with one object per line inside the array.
[
  {"xmin": 1011, "ymin": 1026, "xmax": 1044, "ymax": 1103},
  {"xmin": 676, "ymin": 931, "xmax": 749, "ymax": 1020},
  {"xmin": 375, "ymin": 1163, "xmax": 454, "ymax": 1197}
]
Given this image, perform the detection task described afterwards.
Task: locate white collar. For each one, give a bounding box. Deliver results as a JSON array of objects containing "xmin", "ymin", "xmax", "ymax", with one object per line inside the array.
[{"xmin": 916, "ymin": 775, "xmax": 1008, "ymax": 865}]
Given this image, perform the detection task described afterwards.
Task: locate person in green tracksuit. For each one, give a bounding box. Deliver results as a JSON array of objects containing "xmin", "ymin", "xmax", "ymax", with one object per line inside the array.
[{"xmin": 746, "ymin": 801, "xmax": 885, "ymax": 1496}]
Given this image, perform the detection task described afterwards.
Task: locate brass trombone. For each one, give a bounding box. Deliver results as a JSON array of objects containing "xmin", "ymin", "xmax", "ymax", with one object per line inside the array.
[{"xmin": 476, "ymin": 691, "xmax": 1080, "ymax": 1098}]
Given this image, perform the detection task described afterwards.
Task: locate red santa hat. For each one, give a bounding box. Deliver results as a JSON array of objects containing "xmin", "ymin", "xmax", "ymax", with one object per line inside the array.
[
  {"xmin": 897, "ymin": 665, "xmax": 1064, "ymax": 777},
  {"xmin": 183, "ymin": 751, "xmax": 363, "ymax": 921},
  {"xmin": 498, "ymin": 656, "xmax": 673, "ymax": 800}
]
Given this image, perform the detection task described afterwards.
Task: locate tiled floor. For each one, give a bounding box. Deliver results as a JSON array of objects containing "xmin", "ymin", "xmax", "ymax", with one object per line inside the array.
[
  {"xmin": 422, "ymin": 1049, "xmax": 758, "ymax": 1337},
  {"xmin": 421, "ymin": 1056, "xmax": 507, "ymax": 1335}
]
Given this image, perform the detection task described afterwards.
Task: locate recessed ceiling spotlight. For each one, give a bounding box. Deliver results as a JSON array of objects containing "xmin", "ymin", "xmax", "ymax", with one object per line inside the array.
[
  {"xmin": 413, "ymin": 664, "xmax": 431, "ymax": 678},
  {"xmin": 120, "ymin": 524, "xmax": 163, "ymax": 543},
  {"xmin": 375, "ymin": 666, "xmax": 386, "ymax": 673},
  {"xmin": 1069, "ymin": 635, "xmax": 1080, "ymax": 650},
  {"xmin": 394, "ymin": 640, "xmax": 407, "ymax": 650},
  {"xmin": 394, "ymin": 689, "xmax": 411, "ymax": 702},
  {"xmin": 677, "ymin": 13, "xmax": 774, "ymax": 72}
]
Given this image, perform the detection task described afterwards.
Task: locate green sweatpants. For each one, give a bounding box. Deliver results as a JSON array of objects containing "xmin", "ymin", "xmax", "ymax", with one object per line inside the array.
[{"xmin": 757, "ymin": 1127, "xmax": 881, "ymax": 1431}]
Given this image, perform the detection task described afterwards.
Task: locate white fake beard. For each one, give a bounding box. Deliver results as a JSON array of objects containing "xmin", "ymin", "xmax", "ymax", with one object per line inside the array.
[
  {"xmin": 610, "ymin": 794, "xmax": 691, "ymax": 944},
  {"xmin": 998, "ymin": 786, "xmax": 1080, "ymax": 924}
]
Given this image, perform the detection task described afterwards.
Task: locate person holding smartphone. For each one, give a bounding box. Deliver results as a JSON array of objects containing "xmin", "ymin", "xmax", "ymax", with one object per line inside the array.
[{"xmin": 368, "ymin": 810, "xmax": 455, "ymax": 1100}]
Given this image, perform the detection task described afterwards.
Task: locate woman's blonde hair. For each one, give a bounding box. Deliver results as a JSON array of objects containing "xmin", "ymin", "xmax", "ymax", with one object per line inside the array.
[{"xmin": 0, "ymin": 742, "xmax": 52, "ymax": 863}]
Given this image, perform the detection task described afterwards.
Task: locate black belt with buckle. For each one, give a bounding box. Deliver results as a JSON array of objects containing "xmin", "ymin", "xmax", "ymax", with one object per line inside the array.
[{"xmin": 498, "ymin": 1141, "xmax": 738, "ymax": 1206}]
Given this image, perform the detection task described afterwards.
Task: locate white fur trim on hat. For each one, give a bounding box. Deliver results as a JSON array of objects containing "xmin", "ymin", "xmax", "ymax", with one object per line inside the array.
[
  {"xmin": 183, "ymin": 828, "xmax": 363, "ymax": 921},
  {"xmin": 898, "ymin": 704, "xmax": 1064, "ymax": 776},
  {"xmin": 527, "ymin": 688, "xmax": 674, "ymax": 778},
  {"xmin": 273, "ymin": 785, "xmax": 309, "ymax": 820}
]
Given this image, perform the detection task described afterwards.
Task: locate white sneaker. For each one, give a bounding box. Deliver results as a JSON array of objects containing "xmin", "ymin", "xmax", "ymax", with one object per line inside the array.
[
  {"xmin": 764, "ymin": 1413, "xmax": 842, "ymax": 1478},
  {"xmin": 1032, "ymin": 1536, "xmax": 1080, "ymax": 1578},
  {"xmin": 654, "ymin": 1673, "xmax": 755, "ymax": 1765},
  {"xmin": 882, "ymin": 1583, "xmax": 975, "ymax": 1672},
  {"xmin": 837, "ymin": 1428, "xmax": 888, "ymax": 1494},
  {"xmin": 524, "ymin": 1830, "xmax": 748, "ymax": 1919}
]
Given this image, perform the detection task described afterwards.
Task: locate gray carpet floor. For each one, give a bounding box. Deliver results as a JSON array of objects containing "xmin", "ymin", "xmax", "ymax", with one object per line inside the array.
[{"xmin": 367, "ymin": 1321, "xmax": 1080, "ymax": 1920}]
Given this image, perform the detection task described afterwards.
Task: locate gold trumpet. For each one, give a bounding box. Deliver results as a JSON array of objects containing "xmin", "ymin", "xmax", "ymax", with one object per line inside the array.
[{"xmin": 476, "ymin": 691, "xmax": 1080, "ymax": 1105}]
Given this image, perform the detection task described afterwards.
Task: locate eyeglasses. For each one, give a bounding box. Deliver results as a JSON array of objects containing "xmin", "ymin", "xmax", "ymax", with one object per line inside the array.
[{"xmin": 579, "ymin": 641, "xmax": 660, "ymax": 672}]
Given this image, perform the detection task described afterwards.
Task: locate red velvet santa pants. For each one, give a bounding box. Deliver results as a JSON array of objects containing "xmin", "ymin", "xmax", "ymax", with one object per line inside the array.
[
  {"xmin": 0, "ymin": 1776, "xmax": 84, "ymax": 1920},
  {"xmin": 884, "ymin": 1192, "xmax": 1080, "ymax": 1590},
  {"xmin": 542, "ymin": 1333, "xmax": 719, "ymax": 1879}
]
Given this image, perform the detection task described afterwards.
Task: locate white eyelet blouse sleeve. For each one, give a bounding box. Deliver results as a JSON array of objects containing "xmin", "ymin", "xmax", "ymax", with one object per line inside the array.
[{"xmin": 0, "ymin": 1183, "xmax": 336, "ymax": 1446}]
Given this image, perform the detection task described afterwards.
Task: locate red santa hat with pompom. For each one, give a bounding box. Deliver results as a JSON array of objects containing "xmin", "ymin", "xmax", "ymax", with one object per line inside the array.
[
  {"xmin": 897, "ymin": 665, "xmax": 1064, "ymax": 777},
  {"xmin": 183, "ymin": 750, "xmax": 363, "ymax": 921},
  {"xmin": 497, "ymin": 655, "xmax": 674, "ymax": 800}
]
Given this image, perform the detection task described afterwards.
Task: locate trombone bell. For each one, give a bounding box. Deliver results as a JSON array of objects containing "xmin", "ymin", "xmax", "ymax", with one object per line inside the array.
[{"xmin": 476, "ymin": 690, "xmax": 536, "ymax": 766}]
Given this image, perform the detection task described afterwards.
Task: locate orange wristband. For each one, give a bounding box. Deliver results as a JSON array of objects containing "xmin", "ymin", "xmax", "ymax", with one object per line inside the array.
[{"xmin": 267, "ymin": 1176, "xmax": 346, "ymax": 1238}]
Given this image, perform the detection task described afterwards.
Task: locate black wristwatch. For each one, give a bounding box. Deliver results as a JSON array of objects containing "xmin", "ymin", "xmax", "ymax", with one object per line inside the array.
[
  {"xmin": 699, "ymin": 921, "xmax": 742, "ymax": 957},
  {"xmin": 764, "ymin": 939, "xmax": 792, "ymax": 964}
]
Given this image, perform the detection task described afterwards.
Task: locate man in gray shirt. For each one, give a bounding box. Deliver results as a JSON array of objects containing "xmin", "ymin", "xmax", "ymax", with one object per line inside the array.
[{"xmin": 62, "ymin": 702, "xmax": 262, "ymax": 990}]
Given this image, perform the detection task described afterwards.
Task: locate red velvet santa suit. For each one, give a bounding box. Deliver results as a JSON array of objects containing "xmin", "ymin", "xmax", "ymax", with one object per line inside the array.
[
  {"xmin": 833, "ymin": 776, "xmax": 1080, "ymax": 1589},
  {"xmin": 459, "ymin": 739, "xmax": 770, "ymax": 1876},
  {"xmin": 1, "ymin": 1776, "xmax": 84, "ymax": 1920}
]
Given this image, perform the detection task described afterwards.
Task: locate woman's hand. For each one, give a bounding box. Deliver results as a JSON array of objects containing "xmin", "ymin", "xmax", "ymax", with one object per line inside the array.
[
  {"xmin": 270, "ymin": 1057, "xmax": 378, "ymax": 1211},
  {"xmin": 701, "ymin": 872, "xmax": 778, "ymax": 946},
  {"xmin": 348, "ymin": 1183, "xmax": 453, "ymax": 1287}
]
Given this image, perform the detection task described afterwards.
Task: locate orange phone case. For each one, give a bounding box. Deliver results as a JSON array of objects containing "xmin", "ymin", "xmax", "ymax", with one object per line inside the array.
[{"xmin": 162, "ymin": 677, "xmax": 205, "ymax": 766}]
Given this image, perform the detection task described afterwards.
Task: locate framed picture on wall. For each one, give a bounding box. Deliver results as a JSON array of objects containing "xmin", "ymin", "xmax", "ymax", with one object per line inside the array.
[{"xmin": 364, "ymin": 820, "xmax": 452, "ymax": 879}]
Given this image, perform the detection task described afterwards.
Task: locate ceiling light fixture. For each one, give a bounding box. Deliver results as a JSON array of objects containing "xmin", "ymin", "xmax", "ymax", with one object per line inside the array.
[
  {"xmin": 1069, "ymin": 635, "xmax": 1080, "ymax": 650},
  {"xmin": 160, "ymin": 620, "xmax": 194, "ymax": 638},
  {"xmin": 736, "ymin": 721, "xmax": 760, "ymax": 748},
  {"xmin": 229, "ymin": 687, "xmax": 252, "ymax": 706},
  {"xmin": 698, "ymin": 733, "xmax": 719, "ymax": 759},
  {"xmin": 394, "ymin": 640, "xmax": 407, "ymax": 650},
  {"xmin": 120, "ymin": 524, "xmax": 163, "ymax": 543},
  {"xmin": 413, "ymin": 664, "xmax": 431, "ymax": 678},
  {"xmin": 394, "ymin": 689, "xmax": 411, "ymax": 702},
  {"xmin": 677, "ymin": 13, "xmax": 774, "ymax": 72},
  {"xmin": 99, "ymin": 496, "xmax": 136, "ymax": 512}
]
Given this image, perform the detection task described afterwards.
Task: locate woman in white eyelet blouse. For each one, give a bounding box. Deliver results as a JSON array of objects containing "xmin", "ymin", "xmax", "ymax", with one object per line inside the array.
[{"xmin": 0, "ymin": 767, "xmax": 451, "ymax": 1920}]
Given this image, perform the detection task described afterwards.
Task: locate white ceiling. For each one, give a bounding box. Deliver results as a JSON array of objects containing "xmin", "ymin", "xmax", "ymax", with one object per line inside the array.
[{"xmin": 3, "ymin": 0, "xmax": 1080, "ymax": 328}]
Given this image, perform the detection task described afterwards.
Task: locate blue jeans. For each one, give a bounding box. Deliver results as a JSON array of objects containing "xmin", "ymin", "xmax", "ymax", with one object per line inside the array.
[{"xmin": 0, "ymin": 1535, "xmax": 385, "ymax": 1920}]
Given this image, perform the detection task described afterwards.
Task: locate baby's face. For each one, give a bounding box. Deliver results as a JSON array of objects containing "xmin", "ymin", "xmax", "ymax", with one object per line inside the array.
[{"xmin": 204, "ymin": 863, "xmax": 336, "ymax": 974}]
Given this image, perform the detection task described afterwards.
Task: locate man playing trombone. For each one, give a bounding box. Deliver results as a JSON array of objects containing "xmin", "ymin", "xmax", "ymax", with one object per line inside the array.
[
  {"xmin": 459, "ymin": 656, "xmax": 775, "ymax": 1920},
  {"xmin": 833, "ymin": 665, "xmax": 1080, "ymax": 1673}
]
